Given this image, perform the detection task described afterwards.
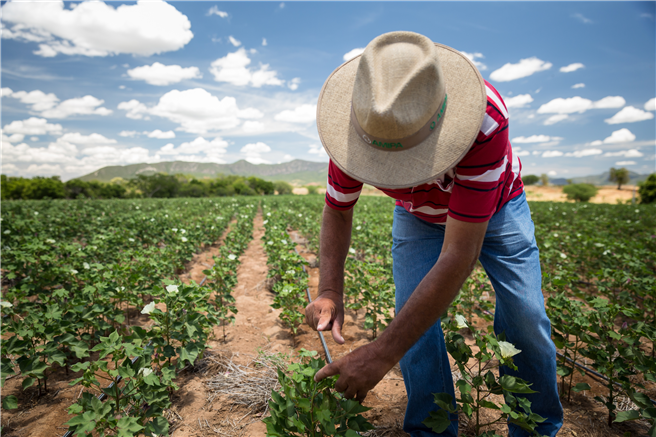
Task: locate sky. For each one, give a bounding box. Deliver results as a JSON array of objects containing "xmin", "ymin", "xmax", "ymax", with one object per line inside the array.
[{"xmin": 1, "ymin": 0, "xmax": 655, "ymax": 181}]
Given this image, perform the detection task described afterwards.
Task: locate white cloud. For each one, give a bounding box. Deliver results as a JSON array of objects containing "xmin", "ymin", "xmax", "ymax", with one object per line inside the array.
[
  {"xmin": 643, "ymin": 98, "xmax": 655, "ymax": 111},
  {"xmin": 537, "ymin": 96, "xmax": 626, "ymax": 117},
  {"xmin": 262, "ymin": 38, "xmax": 268, "ymax": 46},
  {"xmin": 41, "ymin": 95, "xmax": 112, "ymax": 118},
  {"xmin": 572, "ymin": 83, "xmax": 585, "ymax": 89},
  {"xmin": 287, "ymin": 77, "xmax": 301, "ymax": 91},
  {"xmin": 594, "ymin": 96, "xmax": 626, "ymax": 109},
  {"xmin": 615, "ymin": 161, "xmax": 636, "ymax": 166},
  {"xmin": 512, "ymin": 135, "xmax": 563, "ymax": 143},
  {"xmin": 542, "ymin": 150, "xmax": 564, "ymax": 158},
  {"xmin": 604, "ymin": 149, "xmax": 643, "ymax": 157},
  {"xmin": 279, "ymin": 3, "xmax": 285, "ymax": 8},
  {"xmin": 515, "ymin": 150, "xmax": 530, "ymax": 156},
  {"xmin": 117, "ymin": 99, "xmax": 150, "ymax": 120},
  {"xmin": 2, "ymin": 133, "xmax": 25, "ymax": 143},
  {"xmin": 602, "ymin": 128, "xmax": 636, "ymax": 144},
  {"xmin": 59, "ymin": 132, "xmax": 117, "ymax": 145},
  {"xmin": 241, "ymin": 142, "xmax": 271, "ymax": 164},
  {"xmin": 490, "ymin": 57, "xmax": 552, "ymax": 82},
  {"xmin": 207, "ymin": 6, "xmax": 228, "ymax": 18},
  {"xmin": 573, "ymin": 13, "xmax": 593, "ymax": 24},
  {"xmin": 504, "ymin": 94, "xmax": 533, "ymax": 108},
  {"xmin": 1, "ymin": 88, "xmax": 13, "ymax": 97},
  {"xmin": 4, "ymin": 89, "xmax": 59, "ymax": 112},
  {"xmin": 604, "ymin": 106, "xmax": 654, "ymax": 124},
  {"xmin": 2, "ymin": 0, "xmax": 193, "ymax": 57},
  {"xmin": 228, "ymin": 36, "xmax": 242, "ymax": 47},
  {"xmin": 159, "ymin": 136, "xmax": 228, "ymax": 163},
  {"xmin": 560, "ymin": 63, "xmax": 584, "ymax": 73},
  {"xmin": 145, "ymin": 88, "xmax": 262, "ymax": 134},
  {"xmin": 274, "ymin": 104, "xmax": 316, "ymax": 123},
  {"xmin": 4, "ymin": 89, "xmax": 112, "ymax": 119},
  {"xmin": 146, "ymin": 129, "xmax": 175, "ymax": 139},
  {"xmin": 544, "ymin": 114, "xmax": 569, "ymax": 125},
  {"xmin": 3, "ymin": 117, "xmax": 63, "ymax": 135},
  {"xmin": 308, "ymin": 144, "xmax": 329, "ymax": 161},
  {"xmin": 547, "ymin": 170, "xmax": 558, "ymax": 176},
  {"xmin": 1, "ymin": 139, "xmax": 165, "ymax": 179},
  {"xmin": 565, "ymin": 148, "xmax": 603, "ymax": 157},
  {"xmin": 127, "ymin": 62, "xmax": 202, "ymax": 86},
  {"xmin": 343, "ymin": 48, "xmax": 365, "ymax": 62},
  {"xmin": 460, "ymin": 52, "xmax": 487, "ymax": 71},
  {"xmin": 119, "ymin": 130, "xmax": 139, "ymax": 137},
  {"xmin": 30, "ymin": 136, "xmax": 38, "ymax": 141},
  {"xmin": 242, "ymin": 121, "xmax": 265, "ymax": 133},
  {"xmin": 209, "ymin": 48, "xmax": 284, "ymax": 87}
]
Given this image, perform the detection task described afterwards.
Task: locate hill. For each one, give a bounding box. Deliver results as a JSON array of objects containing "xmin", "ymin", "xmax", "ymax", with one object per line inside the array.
[
  {"xmin": 536, "ymin": 171, "xmax": 650, "ymax": 186},
  {"xmin": 78, "ymin": 160, "xmax": 329, "ymax": 185},
  {"xmin": 569, "ymin": 170, "xmax": 649, "ymax": 186}
]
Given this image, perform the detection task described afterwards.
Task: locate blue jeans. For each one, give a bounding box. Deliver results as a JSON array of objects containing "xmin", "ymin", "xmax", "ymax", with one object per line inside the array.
[{"xmin": 391, "ymin": 192, "xmax": 563, "ymax": 437}]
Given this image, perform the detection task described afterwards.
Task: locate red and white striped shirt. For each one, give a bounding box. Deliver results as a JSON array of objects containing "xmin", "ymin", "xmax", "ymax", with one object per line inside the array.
[{"xmin": 325, "ymin": 80, "xmax": 524, "ymax": 224}]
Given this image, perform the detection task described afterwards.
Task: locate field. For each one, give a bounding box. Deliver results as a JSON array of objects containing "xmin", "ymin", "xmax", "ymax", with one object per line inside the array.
[{"xmin": 1, "ymin": 195, "xmax": 655, "ymax": 437}]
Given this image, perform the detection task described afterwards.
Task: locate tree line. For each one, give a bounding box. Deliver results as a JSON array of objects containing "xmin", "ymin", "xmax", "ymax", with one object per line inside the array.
[{"xmin": 0, "ymin": 173, "xmax": 295, "ymax": 201}]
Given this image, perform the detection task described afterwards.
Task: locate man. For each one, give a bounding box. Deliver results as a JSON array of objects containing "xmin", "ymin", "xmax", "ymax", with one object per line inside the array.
[{"xmin": 305, "ymin": 31, "xmax": 563, "ymax": 436}]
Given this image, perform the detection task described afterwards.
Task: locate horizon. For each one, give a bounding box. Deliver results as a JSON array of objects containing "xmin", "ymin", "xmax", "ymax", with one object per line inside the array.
[{"xmin": 2, "ymin": 1, "xmax": 655, "ymax": 181}]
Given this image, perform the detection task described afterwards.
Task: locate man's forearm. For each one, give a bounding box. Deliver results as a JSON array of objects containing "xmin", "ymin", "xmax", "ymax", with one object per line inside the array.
[
  {"xmin": 318, "ymin": 205, "xmax": 353, "ymax": 297},
  {"xmin": 374, "ymin": 236, "xmax": 482, "ymax": 366}
]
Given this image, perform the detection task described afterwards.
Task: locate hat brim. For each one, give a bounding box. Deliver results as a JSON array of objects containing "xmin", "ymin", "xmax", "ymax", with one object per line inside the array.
[{"xmin": 317, "ymin": 43, "xmax": 487, "ymax": 189}]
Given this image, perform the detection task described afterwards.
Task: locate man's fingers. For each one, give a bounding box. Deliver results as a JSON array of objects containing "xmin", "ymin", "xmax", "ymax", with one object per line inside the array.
[
  {"xmin": 316, "ymin": 310, "xmax": 333, "ymax": 332},
  {"xmin": 343, "ymin": 385, "xmax": 358, "ymax": 401},
  {"xmin": 314, "ymin": 362, "xmax": 339, "ymax": 382},
  {"xmin": 331, "ymin": 313, "xmax": 345, "ymax": 344}
]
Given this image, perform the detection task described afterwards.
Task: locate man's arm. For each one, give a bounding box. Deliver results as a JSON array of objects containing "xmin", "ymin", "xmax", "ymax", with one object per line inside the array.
[
  {"xmin": 314, "ymin": 216, "xmax": 488, "ymax": 401},
  {"xmin": 304, "ymin": 204, "xmax": 354, "ymax": 344}
]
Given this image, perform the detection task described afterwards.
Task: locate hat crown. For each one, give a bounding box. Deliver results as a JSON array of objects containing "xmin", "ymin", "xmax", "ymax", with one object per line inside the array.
[{"xmin": 352, "ymin": 31, "xmax": 446, "ymax": 140}]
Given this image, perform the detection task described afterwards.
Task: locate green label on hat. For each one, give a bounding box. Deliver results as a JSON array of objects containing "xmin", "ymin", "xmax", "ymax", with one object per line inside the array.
[{"xmin": 372, "ymin": 140, "xmax": 403, "ymax": 149}]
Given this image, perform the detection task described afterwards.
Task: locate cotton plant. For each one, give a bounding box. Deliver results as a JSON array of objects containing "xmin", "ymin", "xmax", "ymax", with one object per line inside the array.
[
  {"xmin": 65, "ymin": 330, "xmax": 173, "ymax": 437},
  {"xmin": 423, "ymin": 316, "xmax": 546, "ymax": 437}
]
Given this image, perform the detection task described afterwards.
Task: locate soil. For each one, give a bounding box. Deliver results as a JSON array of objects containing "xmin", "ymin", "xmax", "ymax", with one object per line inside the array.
[
  {"xmin": 517, "ymin": 185, "xmax": 637, "ymax": 204},
  {"xmin": 291, "ymin": 184, "xmax": 640, "ymax": 206},
  {"xmin": 1, "ymin": 210, "xmax": 652, "ymax": 437}
]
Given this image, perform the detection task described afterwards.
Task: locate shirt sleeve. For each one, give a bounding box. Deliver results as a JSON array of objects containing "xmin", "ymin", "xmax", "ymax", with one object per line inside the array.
[
  {"xmin": 448, "ymin": 98, "xmax": 511, "ymax": 223},
  {"xmin": 325, "ymin": 160, "xmax": 364, "ymax": 210}
]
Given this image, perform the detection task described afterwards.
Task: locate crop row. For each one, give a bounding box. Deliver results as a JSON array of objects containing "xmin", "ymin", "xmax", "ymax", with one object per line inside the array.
[{"xmin": 0, "ymin": 198, "xmax": 256, "ymax": 436}]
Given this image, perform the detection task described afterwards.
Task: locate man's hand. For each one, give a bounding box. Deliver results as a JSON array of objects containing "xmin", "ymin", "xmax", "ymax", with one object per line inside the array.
[
  {"xmin": 314, "ymin": 341, "xmax": 395, "ymax": 402},
  {"xmin": 305, "ymin": 290, "xmax": 345, "ymax": 344}
]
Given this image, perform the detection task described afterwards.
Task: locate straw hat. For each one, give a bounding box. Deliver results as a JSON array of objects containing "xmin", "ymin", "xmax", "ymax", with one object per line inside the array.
[{"xmin": 317, "ymin": 31, "xmax": 487, "ymax": 189}]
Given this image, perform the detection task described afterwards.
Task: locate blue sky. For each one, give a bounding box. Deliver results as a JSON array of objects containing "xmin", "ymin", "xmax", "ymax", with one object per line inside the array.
[{"xmin": 2, "ymin": 1, "xmax": 655, "ymax": 181}]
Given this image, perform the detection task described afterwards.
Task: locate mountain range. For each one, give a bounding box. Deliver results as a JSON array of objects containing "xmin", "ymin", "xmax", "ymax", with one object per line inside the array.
[
  {"xmin": 78, "ymin": 160, "xmax": 650, "ymax": 187},
  {"xmin": 78, "ymin": 160, "xmax": 329, "ymax": 185}
]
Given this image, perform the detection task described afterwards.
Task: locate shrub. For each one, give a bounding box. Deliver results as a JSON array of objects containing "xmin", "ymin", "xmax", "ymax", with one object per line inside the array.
[
  {"xmin": 522, "ymin": 174, "xmax": 539, "ymax": 186},
  {"xmin": 274, "ymin": 181, "xmax": 293, "ymax": 195},
  {"xmin": 562, "ymin": 183, "xmax": 598, "ymax": 202},
  {"xmin": 638, "ymin": 173, "xmax": 656, "ymax": 204}
]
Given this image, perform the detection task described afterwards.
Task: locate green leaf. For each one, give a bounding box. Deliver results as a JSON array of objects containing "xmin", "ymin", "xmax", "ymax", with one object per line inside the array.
[
  {"xmin": 613, "ymin": 410, "xmax": 640, "ymax": 423},
  {"xmin": 117, "ymin": 416, "xmax": 144, "ymax": 436},
  {"xmin": 2, "ymin": 395, "xmax": 18, "ymax": 410},
  {"xmin": 499, "ymin": 375, "xmax": 537, "ymax": 394},
  {"xmin": 572, "ymin": 382, "xmax": 591, "ymax": 392},
  {"xmin": 431, "ymin": 392, "xmax": 456, "ymax": 413},
  {"xmin": 22, "ymin": 377, "xmax": 35, "ymax": 389},
  {"xmin": 146, "ymin": 416, "xmax": 170, "ymax": 436},
  {"xmin": 422, "ymin": 409, "xmax": 451, "ymax": 433}
]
